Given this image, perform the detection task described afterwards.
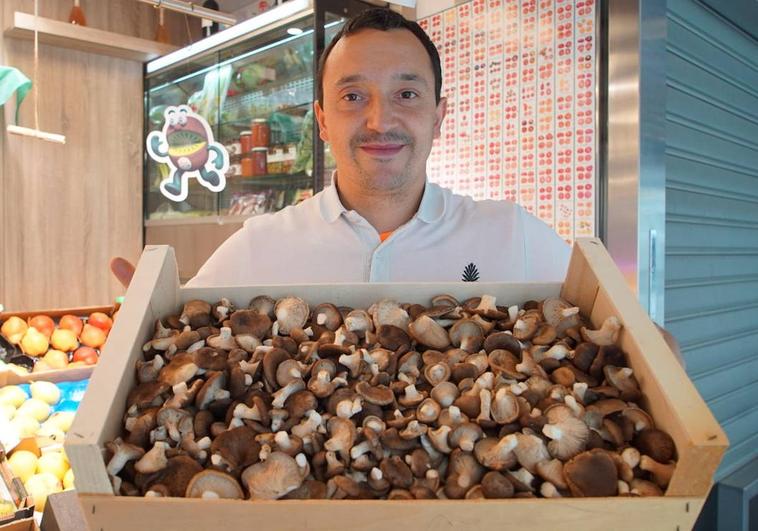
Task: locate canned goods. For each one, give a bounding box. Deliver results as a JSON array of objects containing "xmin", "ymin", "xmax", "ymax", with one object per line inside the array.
[
  {"xmin": 252, "ymin": 147, "xmax": 268, "ymax": 176},
  {"xmin": 240, "ymin": 131, "xmax": 253, "ymax": 153},
  {"xmin": 251, "ymin": 119, "xmax": 270, "ymax": 147},
  {"xmin": 241, "ymin": 157, "xmax": 254, "ymax": 177}
]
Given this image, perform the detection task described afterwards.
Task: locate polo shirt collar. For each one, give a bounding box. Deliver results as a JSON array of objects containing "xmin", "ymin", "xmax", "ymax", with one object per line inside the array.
[{"xmin": 319, "ymin": 172, "xmax": 446, "ymax": 224}]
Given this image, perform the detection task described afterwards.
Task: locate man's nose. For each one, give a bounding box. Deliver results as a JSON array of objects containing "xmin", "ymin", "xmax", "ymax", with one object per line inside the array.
[{"xmin": 365, "ymin": 97, "xmax": 398, "ymax": 133}]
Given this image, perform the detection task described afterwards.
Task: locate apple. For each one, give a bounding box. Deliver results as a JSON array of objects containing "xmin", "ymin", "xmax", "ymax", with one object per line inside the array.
[
  {"xmin": 1, "ymin": 316, "xmax": 28, "ymax": 344},
  {"xmin": 58, "ymin": 315, "xmax": 83, "ymax": 337},
  {"xmin": 87, "ymin": 312, "xmax": 113, "ymax": 333},
  {"xmin": 72, "ymin": 346, "xmax": 98, "ymax": 365},
  {"xmin": 27, "ymin": 315, "xmax": 55, "ymax": 338},
  {"xmin": 50, "ymin": 328, "xmax": 78, "ymax": 352},
  {"xmin": 20, "ymin": 327, "xmax": 49, "ymax": 357},
  {"xmin": 41, "ymin": 349, "xmax": 69, "ymax": 370},
  {"xmin": 80, "ymin": 324, "xmax": 107, "ymax": 349}
]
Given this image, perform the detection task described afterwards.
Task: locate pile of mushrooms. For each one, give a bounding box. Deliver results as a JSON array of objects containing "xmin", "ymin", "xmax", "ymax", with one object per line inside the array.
[{"xmin": 105, "ymin": 294, "xmax": 677, "ymax": 500}]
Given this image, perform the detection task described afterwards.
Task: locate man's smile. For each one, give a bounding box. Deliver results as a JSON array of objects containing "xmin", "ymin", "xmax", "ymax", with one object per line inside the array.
[{"xmin": 358, "ymin": 143, "xmax": 406, "ymax": 157}]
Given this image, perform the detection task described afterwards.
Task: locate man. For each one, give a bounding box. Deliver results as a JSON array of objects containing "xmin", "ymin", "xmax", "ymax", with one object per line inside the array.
[{"xmin": 183, "ymin": 7, "xmax": 569, "ymax": 287}]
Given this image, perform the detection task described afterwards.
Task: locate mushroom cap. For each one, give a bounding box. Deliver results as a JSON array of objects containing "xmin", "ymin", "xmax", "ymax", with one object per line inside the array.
[
  {"xmin": 127, "ymin": 381, "xmax": 169, "ymax": 410},
  {"xmin": 604, "ymin": 365, "xmax": 641, "ymax": 401},
  {"xmin": 408, "ymin": 315, "xmax": 451, "ymax": 350},
  {"xmin": 536, "ymin": 458, "xmax": 568, "ymax": 490},
  {"xmin": 249, "ymin": 295, "xmax": 276, "ymax": 320},
  {"xmin": 180, "ymin": 300, "xmax": 212, "ymax": 329},
  {"xmin": 193, "ymin": 347, "xmax": 228, "ymax": 371},
  {"xmin": 448, "ymin": 319, "xmax": 484, "ymax": 353},
  {"xmin": 572, "ymin": 342, "xmax": 599, "ymax": 373},
  {"xmin": 210, "ymin": 426, "xmax": 261, "ymax": 473},
  {"xmin": 379, "ymin": 456, "xmax": 413, "ymax": 489},
  {"xmin": 510, "ymin": 433, "xmax": 551, "ymax": 474},
  {"xmin": 483, "ymin": 332, "xmax": 522, "ymax": 355},
  {"xmin": 274, "ymin": 297, "xmax": 310, "ymax": 336},
  {"xmin": 481, "ymin": 471, "xmax": 515, "ymax": 498},
  {"xmin": 368, "ymin": 300, "xmax": 410, "ymax": 332},
  {"xmin": 312, "ymin": 303, "xmax": 343, "ymax": 332},
  {"xmin": 185, "ymin": 470, "xmax": 244, "ymax": 499},
  {"xmin": 241, "ymin": 452, "xmax": 305, "ymax": 500},
  {"xmin": 473, "ymin": 436, "xmax": 517, "ymax": 471},
  {"xmin": 142, "ymin": 455, "xmax": 203, "ymax": 497},
  {"xmin": 542, "ymin": 403, "xmax": 590, "ymax": 460},
  {"xmin": 159, "ymin": 353, "xmax": 199, "ymax": 386},
  {"xmin": 512, "ymin": 313, "xmax": 542, "ymax": 341},
  {"xmin": 262, "ymin": 348, "xmax": 292, "ymax": 390},
  {"xmin": 376, "ymin": 325, "xmax": 411, "ymax": 351},
  {"xmin": 195, "ymin": 371, "xmax": 227, "ymax": 410},
  {"xmin": 564, "ymin": 449, "xmax": 618, "ymax": 497},
  {"xmin": 488, "ymin": 350, "xmax": 524, "ymax": 380},
  {"xmin": 230, "ymin": 309, "xmax": 271, "ymax": 338},
  {"xmin": 491, "ymin": 387, "xmax": 520, "ymax": 424},
  {"xmin": 355, "ymin": 381, "xmax": 395, "ymax": 406},
  {"xmin": 634, "ymin": 428, "xmax": 676, "ymax": 463}
]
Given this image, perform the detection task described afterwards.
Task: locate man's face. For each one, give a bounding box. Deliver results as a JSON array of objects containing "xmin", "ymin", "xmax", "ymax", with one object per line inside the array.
[{"xmin": 314, "ymin": 28, "xmax": 446, "ymax": 195}]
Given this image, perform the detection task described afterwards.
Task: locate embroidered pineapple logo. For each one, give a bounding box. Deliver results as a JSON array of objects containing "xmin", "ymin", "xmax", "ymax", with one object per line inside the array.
[{"xmin": 461, "ymin": 262, "xmax": 480, "ymax": 282}]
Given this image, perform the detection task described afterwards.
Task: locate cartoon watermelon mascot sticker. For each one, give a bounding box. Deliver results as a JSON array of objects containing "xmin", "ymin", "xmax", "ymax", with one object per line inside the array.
[{"xmin": 147, "ymin": 105, "xmax": 229, "ymax": 202}]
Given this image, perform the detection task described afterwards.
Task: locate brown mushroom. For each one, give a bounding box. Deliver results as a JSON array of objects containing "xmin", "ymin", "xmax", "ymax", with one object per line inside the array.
[
  {"xmin": 481, "ymin": 471, "xmax": 515, "ymax": 498},
  {"xmin": 449, "ymin": 319, "xmax": 484, "ymax": 353},
  {"xmin": 564, "ymin": 449, "xmax": 618, "ymax": 497},
  {"xmin": 634, "ymin": 428, "xmax": 676, "ymax": 463},
  {"xmin": 106, "ymin": 438, "xmax": 145, "ymax": 476},
  {"xmin": 355, "ymin": 381, "xmax": 395, "ymax": 406},
  {"xmin": 274, "ymin": 297, "xmax": 310, "ymax": 336},
  {"xmin": 210, "ymin": 426, "xmax": 261, "ymax": 473},
  {"xmin": 408, "ymin": 315, "xmax": 450, "ymax": 350},
  {"xmin": 581, "ymin": 316, "xmax": 622, "ymax": 346},
  {"xmin": 185, "ymin": 469, "xmax": 244, "ymax": 499},
  {"xmin": 180, "ymin": 300, "xmax": 212, "ymax": 328},
  {"xmin": 241, "ymin": 452, "xmax": 308, "ymax": 500},
  {"xmin": 542, "ymin": 403, "xmax": 590, "ymax": 460}
]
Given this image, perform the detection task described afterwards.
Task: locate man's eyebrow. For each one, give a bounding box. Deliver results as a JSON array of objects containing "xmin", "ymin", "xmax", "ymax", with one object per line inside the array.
[
  {"xmin": 334, "ymin": 73, "xmax": 429, "ymax": 86},
  {"xmin": 336, "ymin": 74, "xmax": 365, "ymax": 85},
  {"xmin": 396, "ymin": 73, "xmax": 428, "ymax": 85}
]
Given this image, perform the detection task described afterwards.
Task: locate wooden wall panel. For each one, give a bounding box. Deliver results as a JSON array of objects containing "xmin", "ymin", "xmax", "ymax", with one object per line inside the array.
[{"xmin": 0, "ymin": 1, "xmax": 200, "ymax": 311}]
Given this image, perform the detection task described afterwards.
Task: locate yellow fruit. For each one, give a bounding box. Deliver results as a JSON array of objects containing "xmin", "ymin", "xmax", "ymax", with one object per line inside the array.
[
  {"xmin": 24, "ymin": 472, "xmax": 62, "ymax": 512},
  {"xmin": 63, "ymin": 468, "xmax": 75, "ymax": 490},
  {"xmin": 0, "ymin": 404, "xmax": 15, "ymax": 421},
  {"xmin": 32, "ymin": 360, "xmax": 52, "ymax": 373},
  {"xmin": 20, "ymin": 327, "xmax": 49, "ymax": 357},
  {"xmin": 30, "ymin": 381, "xmax": 61, "ymax": 405},
  {"xmin": 1, "ymin": 316, "xmax": 28, "ymax": 344},
  {"xmin": 17, "ymin": 398, "xmax": 51, "ymax": 423},
  {"xmin": 0, "ymin": 386, "xmax": 27, "ymax": 408},
  {"xmin": 42, "ymin": 349, "xmax": 69, "ymax": 370},
  {"xmin": 43, "ymin": 411, "xmax": 76, "ymax": 433},
  {"xmin": 9, "ymin": 450, "xmax": 38, "ymax": 483},
  {"xmin": 37, "ymin": 452, "xmax": 69, "ymax": 481},
  {"xmin": 8, "ymin": 364, "xmax": 30, "ymax": 375},
  {"xmin": 10, "ymin": 415, "xmax": 40, "ymax": 439},
  {"xmin": 50, "ymin": 328, "xmax": 78, "ymax": 353}
]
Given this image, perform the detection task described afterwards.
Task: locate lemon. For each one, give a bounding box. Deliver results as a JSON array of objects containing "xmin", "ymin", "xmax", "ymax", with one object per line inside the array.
[
  {"xmin": 37, "ymin": 452, "xmax": 69, "ymax": 481},
  {"xmin": 9, "ymin": 450, "xmax": 38, "ymax": 483}
]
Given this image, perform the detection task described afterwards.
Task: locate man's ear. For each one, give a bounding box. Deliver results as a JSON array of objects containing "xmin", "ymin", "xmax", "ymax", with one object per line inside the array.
[
  {"xmin": 313, "ymin": 100, "xmax": 329, "ymax": 143},
  {"xmin": 433, "ymin": 96, "xmax": 447, "ymax": 139}
]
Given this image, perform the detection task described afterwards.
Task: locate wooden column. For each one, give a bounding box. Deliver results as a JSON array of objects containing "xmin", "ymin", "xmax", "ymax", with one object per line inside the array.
[{"xmin": 0, "ymin": 0, "xmax": 198, "ymax": 311}]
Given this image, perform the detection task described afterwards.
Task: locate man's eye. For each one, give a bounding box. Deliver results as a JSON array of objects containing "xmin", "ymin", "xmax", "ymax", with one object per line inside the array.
[
  {"xmin": 400, "ymin": 91, "xmax": 418, "ymax": 99},
  {"xmin": 342, "ymin": 93, "xmax": 361, "ymax": 102}
]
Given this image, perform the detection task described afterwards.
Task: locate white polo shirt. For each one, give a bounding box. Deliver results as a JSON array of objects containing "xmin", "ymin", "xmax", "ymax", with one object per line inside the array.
[{"xmin": 186, "ymin": 180, "xmax": 570, "ymax": 287}]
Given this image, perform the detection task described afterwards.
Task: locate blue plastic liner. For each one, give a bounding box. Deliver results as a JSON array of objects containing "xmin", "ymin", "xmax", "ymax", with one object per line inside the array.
[{"xmin": 17, "ymin": 378, "xmax": 89, "ymax": 414}]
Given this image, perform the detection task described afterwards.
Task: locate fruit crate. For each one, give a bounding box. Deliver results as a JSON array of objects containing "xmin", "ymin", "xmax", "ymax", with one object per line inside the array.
[
  {"xmin": 0, "ymin": 306, "xmax": 115, "ymax": 387},
  {"xmin": 64, "ymin": 240, "xmax": 727, "ymax": 531}
]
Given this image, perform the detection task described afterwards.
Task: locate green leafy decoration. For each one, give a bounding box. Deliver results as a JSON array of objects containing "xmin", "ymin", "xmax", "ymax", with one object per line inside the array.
[{"xmin": 462, "ymin": 263, "xmax": 480, "ymax": 282}]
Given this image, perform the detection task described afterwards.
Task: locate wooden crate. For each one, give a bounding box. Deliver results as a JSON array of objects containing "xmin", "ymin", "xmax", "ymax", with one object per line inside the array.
[
  {"xmin": 64, "ymin": 240, "xmax": 728, "ymax": 531},
  {"xmin": 0, "ymin": 306, "xmax": 114, "ymax": 386}
]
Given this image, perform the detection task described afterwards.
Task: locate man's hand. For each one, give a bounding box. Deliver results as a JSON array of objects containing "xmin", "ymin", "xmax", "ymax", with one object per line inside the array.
[{"xmin": 110, "ymin": 257, "xmax": 136, "ymax": 289}]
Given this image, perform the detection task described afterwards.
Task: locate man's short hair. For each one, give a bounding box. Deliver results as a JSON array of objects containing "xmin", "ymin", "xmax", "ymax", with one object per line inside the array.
[{"xmin": 316, "ymin": 7, "xmax": 442, "ymax": 105}]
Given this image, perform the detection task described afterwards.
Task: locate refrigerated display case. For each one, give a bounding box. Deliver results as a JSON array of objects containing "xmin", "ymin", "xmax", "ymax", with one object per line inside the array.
[{"xmin": 143, "ymin": 0, "xmax": 373, "ymax": 280}]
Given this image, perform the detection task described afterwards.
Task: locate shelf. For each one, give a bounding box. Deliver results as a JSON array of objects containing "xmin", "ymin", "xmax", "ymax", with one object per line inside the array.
[
  {"xmin": 144, "ymin": 214, "xmax": 253, "ymax": 228},
  {"xmin": 4, "ymin": 11, "xmax": 177, "ymax": 62}
]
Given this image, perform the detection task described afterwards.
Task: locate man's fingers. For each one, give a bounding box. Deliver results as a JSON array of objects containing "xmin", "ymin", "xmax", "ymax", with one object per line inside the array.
[{"xmin": 110, "ymin": 257, "xmax": 136, "ymax": 289}]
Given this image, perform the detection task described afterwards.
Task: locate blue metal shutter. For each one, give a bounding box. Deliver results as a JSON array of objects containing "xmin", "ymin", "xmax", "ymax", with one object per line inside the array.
[{"xmin": 665, "ymin": 0, "xmax": 758, "ymax": 480}]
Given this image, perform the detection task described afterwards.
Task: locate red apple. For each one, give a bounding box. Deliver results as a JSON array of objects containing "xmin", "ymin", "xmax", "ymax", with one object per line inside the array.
[
  {"xmin": 80, "ymin": 324, "xmax": 107, "ymax": 349},
  {"xmin": 72, "ymin": 346, "xmax": 98, "ymax": 365},
  {"xmin": 59, "ymin": 315, "xmax": 84, "ymax": 337},
  {"xmin": 87, "ymin": 312, "xmax": 113, "ymax": 333},
  {"xmin": 28, "ymin": 315, "xmax": 55, "ymax": 338}
]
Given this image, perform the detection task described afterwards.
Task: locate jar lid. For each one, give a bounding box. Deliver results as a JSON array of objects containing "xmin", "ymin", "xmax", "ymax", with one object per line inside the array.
[
  {"xmin": 240, "ymin": 131, "xmax": 252, "ymax": 136},
  {"xmin": 252, "ymin": 118, "xmax": 268, "ymax": 123},
  {"xmin": 252, "ymin": 147, "xmax": 268, "ymax": 151}
]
